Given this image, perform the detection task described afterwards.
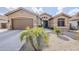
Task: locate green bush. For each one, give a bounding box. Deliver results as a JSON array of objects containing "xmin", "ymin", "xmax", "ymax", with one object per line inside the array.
[
  {"xmin": 38, "ymin": 25, "xmax": 42, "ymax": 27},
  {"xmin": 50, "ymin": 27, "xmax": 54, "ymax": 30},
  {"xmin": 54, "ymin": 27, "xmax": 61, "ymax": 36}
]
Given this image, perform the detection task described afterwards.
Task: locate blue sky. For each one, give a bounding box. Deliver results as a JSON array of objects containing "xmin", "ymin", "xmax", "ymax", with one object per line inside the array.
[{"xmin": 0, "ymin": 7, "xmax": 79, "ymax": 16}]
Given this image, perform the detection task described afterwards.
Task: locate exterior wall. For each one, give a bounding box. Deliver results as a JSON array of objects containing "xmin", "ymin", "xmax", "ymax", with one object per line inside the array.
[
  {"xmin": 48, "ymin": 19, "xmax": 54, "ymax": 28},
  {"xmin": 37, "ymin": 16, "xmax": 41, "ymax": 26},
  {"xmin": 69, "ymin": 16, "xmax": 79, "ymax": 21},
  {"xmin": 40, "ymin": 14, "xmax": 51, "ymax": 21},
  {"xmin": 6, "ymin": 10, "xmax": 38, "ymax": 29},
  {"xmin": 52, "ymin": 16, "xmax": 70, "ymax": 31},
  {"xmin": 0, "ymin": 16, "xmax": 8, "ymax": 29},
  {"xmin": 0, "ymin": 16, "xmax": 8, "ymax": 20}
]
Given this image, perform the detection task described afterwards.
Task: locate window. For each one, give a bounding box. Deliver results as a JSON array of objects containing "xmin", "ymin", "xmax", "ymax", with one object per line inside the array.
[
  {"xmin": 42, "ymin": 16, "xmax": 48, "ymax": 19},
  {"xmin": 58, "ymin": 18, "xmax": 65, "ymax": 26},
  {"xmin": 44, "ymin": 17, "xmax": 46, "ymax": 18}
]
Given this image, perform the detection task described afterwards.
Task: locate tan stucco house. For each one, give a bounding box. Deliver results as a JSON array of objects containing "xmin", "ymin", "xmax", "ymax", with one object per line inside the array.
[
  {"xmin": 50, "ymin": 13, "xmax": 71, "ymax": 31},
  {"xmin": 5, "ymin": 7, "xmax": 39, "ymax": 30},
  {"xmin": 0, "ymin": 7, "xmax": 78, "ymax": 31}
]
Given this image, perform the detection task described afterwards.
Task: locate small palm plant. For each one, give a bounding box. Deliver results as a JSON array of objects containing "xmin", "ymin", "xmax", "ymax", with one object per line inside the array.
[
  {"xmin": 54, "ymin": 27, "xmax": 61, "ymax": 36},
  {"xmin": 32, "ymin": 27, "xmax": 48, "ymax": 50},
  {"xmin": 20, "ymin": 27, "xmax": 48, "ymax": 51},
  {"xmin": 20, "ymin": 27, "xmax": 37, "ymax": 50}
]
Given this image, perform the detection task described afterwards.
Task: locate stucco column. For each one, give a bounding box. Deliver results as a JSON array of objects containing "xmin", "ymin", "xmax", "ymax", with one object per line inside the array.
[
  {"xmin": 7, "ymin": 18, "xmax": 12, "ymax": 30},
  {"xmin": 0, "ymin": 23, "xmax": 1, "ymax": 28},
  {"xmin": 33, "ymin": 16, "xmax": 38, "ymax": 27}
]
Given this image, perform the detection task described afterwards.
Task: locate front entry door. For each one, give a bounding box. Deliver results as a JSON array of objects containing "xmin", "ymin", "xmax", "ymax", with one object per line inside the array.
[{"xmin": 43, "ymin": 21, "xmax": 48, "ymax": 28}]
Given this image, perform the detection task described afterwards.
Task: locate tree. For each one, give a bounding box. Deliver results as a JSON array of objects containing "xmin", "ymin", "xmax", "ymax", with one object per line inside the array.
[{"xmin": 20, "ymin": 27, "xmax": 48, "ymax": 51}]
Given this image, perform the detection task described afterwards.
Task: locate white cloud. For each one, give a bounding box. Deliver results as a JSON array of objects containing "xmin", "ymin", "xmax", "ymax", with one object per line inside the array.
[
  {"xmin": 68, "ymin": 8, "xmax": 79, "ymax": 15},
  {"xmin": 38, "ymin": 8, "xmax": 44, "ymax": 14},
  {"xmin": 5, "ymin": 7, "xmax": 44, "ymax": 15},
  {"xmin": 0, "ymin": 7, "xmax": 18, "ymax": 15},
  {"xmin": 32, "ymin": 8, "xmax": 38, "ymax": 13},
  {"xmin": 56, "ymin": 7, "xmax": 65, "ymax": 15},
  {"xmin": 6, "ymin": 7, "xmax": 18, "ymax": 11},
  {"xmin": 32, "ymin": 7, "xmax": 44, "ymax": 14}
]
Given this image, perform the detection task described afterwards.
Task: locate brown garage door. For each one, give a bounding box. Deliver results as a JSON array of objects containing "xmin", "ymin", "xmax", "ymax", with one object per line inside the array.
[{"xmin": 12, "ymin": 18, "xmax": 33, "ymax": 30}]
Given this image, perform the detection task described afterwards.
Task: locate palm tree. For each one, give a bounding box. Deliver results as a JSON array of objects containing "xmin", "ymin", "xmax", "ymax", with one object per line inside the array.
[{"xmin": 20, "ymin": 27, "xmax": 48, "ymax": 51}]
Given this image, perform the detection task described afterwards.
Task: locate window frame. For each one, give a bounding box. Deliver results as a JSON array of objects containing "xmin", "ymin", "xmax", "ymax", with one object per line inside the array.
[{"xmin": 57, "ymin": 18, "xmax": 65, "ymax": 27}]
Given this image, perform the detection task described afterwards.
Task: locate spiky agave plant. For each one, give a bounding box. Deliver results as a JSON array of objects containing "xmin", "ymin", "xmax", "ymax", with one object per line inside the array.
[{"xmin": 20, "ymin": 27, "xmax": 48, "ymax": 51}]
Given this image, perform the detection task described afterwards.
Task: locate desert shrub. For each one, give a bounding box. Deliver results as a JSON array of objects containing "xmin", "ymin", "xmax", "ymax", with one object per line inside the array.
[{"xmin": 54, "ymin": 27, "xmax": 61, "ymax": 36}]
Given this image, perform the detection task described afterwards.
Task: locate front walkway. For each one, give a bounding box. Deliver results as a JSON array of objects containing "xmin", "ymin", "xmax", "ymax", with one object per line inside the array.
[{"xmin": 43, "ymin": 33, "xmax": 79, "ymax": 51}]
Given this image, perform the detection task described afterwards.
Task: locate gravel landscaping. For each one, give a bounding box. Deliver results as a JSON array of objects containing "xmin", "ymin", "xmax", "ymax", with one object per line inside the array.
[{"xmin": 43, "ymin": 33, "xmax": 79, "ymax": 51}]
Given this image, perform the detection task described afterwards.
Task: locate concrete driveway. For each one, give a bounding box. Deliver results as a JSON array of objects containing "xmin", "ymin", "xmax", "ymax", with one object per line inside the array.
[
  {"xmin": 0, "ymin": 30, "xmax": 22, "ymax": 51},
  {"xmin": 63, "ymin": 31, "xmax": 75, "ymax": 40}
]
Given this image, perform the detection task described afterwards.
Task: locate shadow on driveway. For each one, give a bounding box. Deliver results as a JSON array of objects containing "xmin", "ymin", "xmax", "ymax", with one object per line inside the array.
[{"xmin": 58, "ymin": 35, "xmax": 70, "ymax": 41}]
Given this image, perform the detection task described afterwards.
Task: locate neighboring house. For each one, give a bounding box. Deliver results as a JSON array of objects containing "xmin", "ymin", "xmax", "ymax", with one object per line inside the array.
[
  {"xmin": 5, "ymin": 7, "xmax": 39, "ymax": 30},
  {"xmin": 0, "ymin": 15, "xmax": 8, "ymax": 29},
  {"xmin": 40, "ymin": 13, "xmax": 52, "ymax": 28},
  {"xmin": 69, "ymin": 12, "xmax": 79, "ymax": 30},
  {"xmin": 50, "ymin": 13, "xmax": 71, "ymax": 31}
]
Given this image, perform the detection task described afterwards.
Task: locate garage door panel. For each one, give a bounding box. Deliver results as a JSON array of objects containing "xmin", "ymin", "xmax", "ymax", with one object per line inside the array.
[{"xmin": 13, "ymin": 19, "xmax": 33, "ymax": 29}]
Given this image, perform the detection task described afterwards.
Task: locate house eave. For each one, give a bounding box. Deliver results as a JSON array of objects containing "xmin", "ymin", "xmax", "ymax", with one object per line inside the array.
[{"xmin": 5, "ymin": 7, "xmax": 38, "ymax": 16}]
